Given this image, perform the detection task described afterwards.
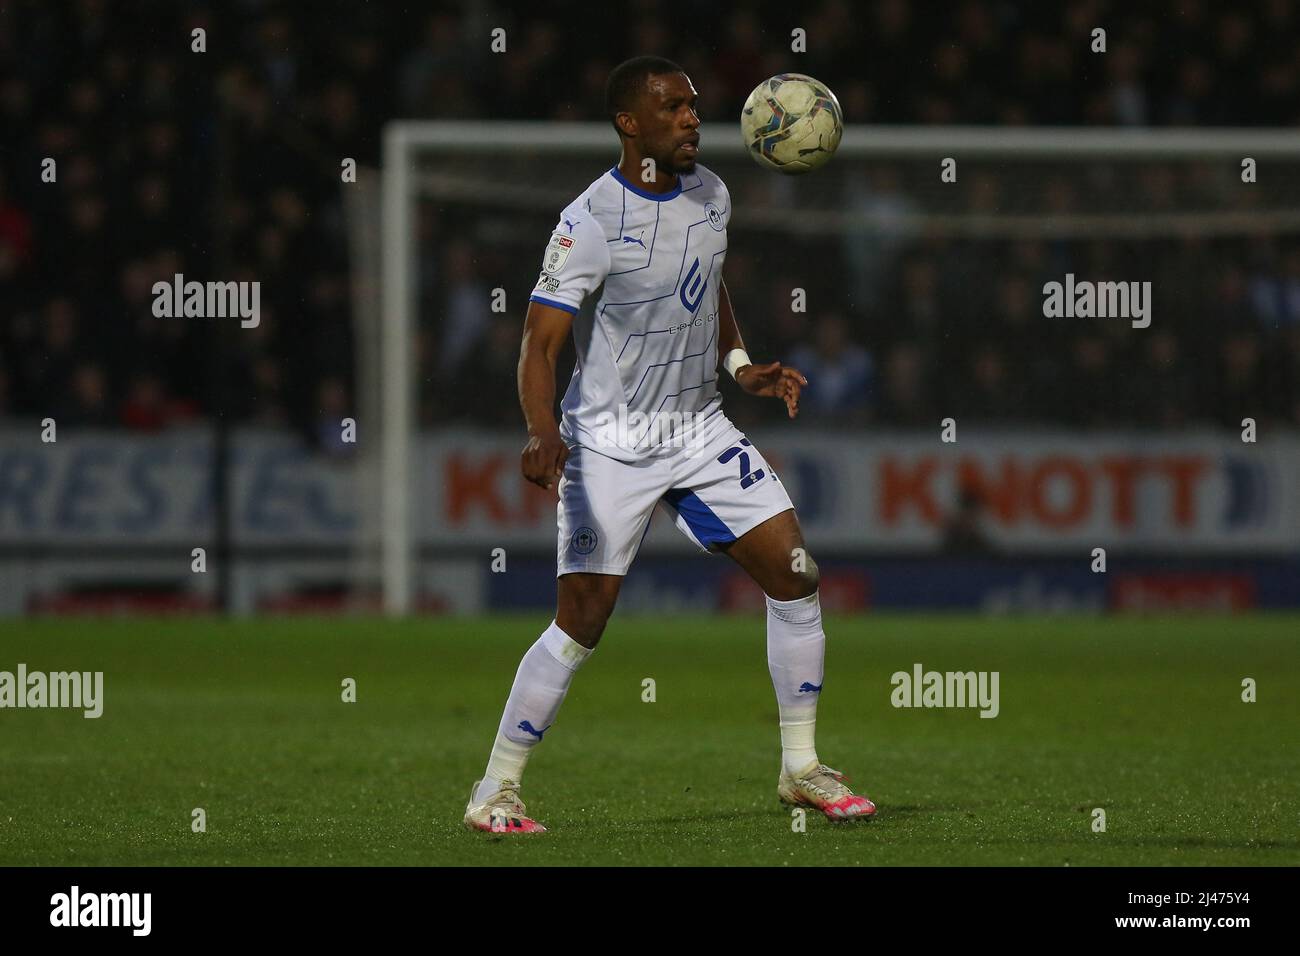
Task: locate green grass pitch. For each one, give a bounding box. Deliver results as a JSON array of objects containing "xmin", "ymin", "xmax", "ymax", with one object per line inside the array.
[{"xmin": 1, "ymin": 614, "xmax": 1296, "ymax": 866}]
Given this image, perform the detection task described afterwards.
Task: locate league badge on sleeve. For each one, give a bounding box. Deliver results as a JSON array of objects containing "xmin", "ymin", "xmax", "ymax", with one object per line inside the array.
[
  {"xmin": 544, "ymin": 233, "xmax": 576, "ymax": 274},
  {"xmin": 705, "ymin": 201, "xmax": 724, "ymax": 231}
]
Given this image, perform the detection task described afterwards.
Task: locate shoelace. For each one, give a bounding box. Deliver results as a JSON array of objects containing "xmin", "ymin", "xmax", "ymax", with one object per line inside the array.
[
  {"xmin": 487, "ymin": 780, "xmax": 526, "ymax": 815},
  {"xmin": 819, "ymin": 765, "xmax": 846, "ymax": 781},
  {"xmin": 803, "ymin": 765, "xmax": 851, "ymax": 798}
]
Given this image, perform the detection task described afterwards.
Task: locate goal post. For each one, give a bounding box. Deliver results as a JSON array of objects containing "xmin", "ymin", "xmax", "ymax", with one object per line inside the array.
[
  {"xmin": 380, "ymin": 124, "xmax": 415, "ymax": 615},
  {"xmin": 376, "ymin": 122, "xmax": 1300, "ymax": 615}
]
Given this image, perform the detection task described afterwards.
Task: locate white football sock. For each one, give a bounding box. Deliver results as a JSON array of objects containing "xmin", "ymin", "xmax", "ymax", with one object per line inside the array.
[
  {"xmin": 766, "ymin": 590, "xmax": 825, "ymax": 775},
  {"xmin": 475, "ymin": 619, "xmax": 592, "ymax": 804}
]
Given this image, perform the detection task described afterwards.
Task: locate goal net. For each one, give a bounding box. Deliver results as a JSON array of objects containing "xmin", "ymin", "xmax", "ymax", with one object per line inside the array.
[{"xmin": 366, "ymin": 122, "xmax": 1300, "ymax": 613}]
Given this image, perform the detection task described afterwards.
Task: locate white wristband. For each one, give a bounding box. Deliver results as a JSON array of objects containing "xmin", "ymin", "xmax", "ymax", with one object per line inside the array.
[{"xmin": 723, "ymin": 348, "xmax": 752, "ymax": 380}]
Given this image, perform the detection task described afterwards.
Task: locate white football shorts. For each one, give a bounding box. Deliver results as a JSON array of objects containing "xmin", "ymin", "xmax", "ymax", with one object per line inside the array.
[{"xmin": 555, "ymin": 415, "xmax": 795, "ymax": 576}]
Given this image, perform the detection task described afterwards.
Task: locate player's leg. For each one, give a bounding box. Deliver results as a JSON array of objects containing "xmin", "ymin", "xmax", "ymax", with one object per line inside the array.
[
  {"xmin": 721, "ymin": 508, "xmax": 875, "ymax": 819},
  {"xmin": 719, "ymin": 509, "xmax": 818, "ymax": 773},
  {"xmin": 465, "ymin": 573, "xmax": 619, "ymax": 833},
  {"xmin": 664, "ymin": 424, "xmax": 875, "ymax": 821},
  {"xmin": 717, "ymin": 511, "xmax": 821, "ymax": 765},
  {"xmin": 722, "ymin": 508, "xmax": 875, "ymax": 819},
  {"xmin": 465, "ymin": 446, "xmax": 661, "ymax": 833}
]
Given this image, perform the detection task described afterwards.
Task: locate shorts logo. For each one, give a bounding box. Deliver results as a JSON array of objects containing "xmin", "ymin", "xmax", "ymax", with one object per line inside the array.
[
  {"xmin": 544, "ymin": 233, "xmax": 575, "ymax": 274},
  {"xmin": 571, "ymin": 526, "xmax": 598, "ymax": 555},
  {"xmin": 705, "ymin": 201, "xmax": 724, "ymax": 231},
  {"xmin": 538, "ymin": 274, "xmax": 561, "ymax": 294}
]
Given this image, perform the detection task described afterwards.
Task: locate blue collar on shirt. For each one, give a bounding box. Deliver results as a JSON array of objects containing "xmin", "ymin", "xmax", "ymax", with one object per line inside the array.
[{"xmin": 610, "ymin": 165, "xmax": 683, "ymax": 202}]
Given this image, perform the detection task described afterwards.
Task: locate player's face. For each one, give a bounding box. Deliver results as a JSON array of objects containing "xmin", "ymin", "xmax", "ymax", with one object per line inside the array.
[{"xmin": 640, "ymin": 72, "xmax": 700, "ymax": 174}]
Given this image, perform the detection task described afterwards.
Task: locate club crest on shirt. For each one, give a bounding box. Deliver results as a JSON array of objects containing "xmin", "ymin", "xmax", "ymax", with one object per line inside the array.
[
  {"xmin": 704, "ymin": 201, "xmax": 724, "ymax": 231},
  {"xmin": 544, "ymin": 233, "xmax": 576, "ymax": 274}
]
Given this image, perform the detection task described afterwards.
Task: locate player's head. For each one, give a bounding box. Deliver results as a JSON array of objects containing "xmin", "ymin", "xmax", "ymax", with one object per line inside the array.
[{"xmin": 606, "ymin": 56, "xmax": 699, "ymax": 174}]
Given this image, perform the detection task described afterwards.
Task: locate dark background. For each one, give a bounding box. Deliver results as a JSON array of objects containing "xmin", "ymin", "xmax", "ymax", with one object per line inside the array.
[{"xmin": 3, "ymin": 0, "xmax": 1298, "ymax": 441}]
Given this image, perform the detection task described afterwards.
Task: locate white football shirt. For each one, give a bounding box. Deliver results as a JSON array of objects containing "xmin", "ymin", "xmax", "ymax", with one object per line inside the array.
[{"xmin": 529, "ymin": 163, "xmax": 732, "ymax": 462}]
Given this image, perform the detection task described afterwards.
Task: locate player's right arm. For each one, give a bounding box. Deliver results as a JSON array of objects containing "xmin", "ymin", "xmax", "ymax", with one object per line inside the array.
[
  {"xmin": 518, "ymin": 211, "xmax": 611, "ymax": 489},
  {"xmin": 519, "ymin": 300, "xmax": 573, "ymax": 490}
]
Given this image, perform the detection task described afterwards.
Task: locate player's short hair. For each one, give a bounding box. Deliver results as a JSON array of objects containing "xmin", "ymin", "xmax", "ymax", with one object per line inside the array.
[{"xmin": 606, "ymin": 56, "xmax": 686, "ymax": 137}]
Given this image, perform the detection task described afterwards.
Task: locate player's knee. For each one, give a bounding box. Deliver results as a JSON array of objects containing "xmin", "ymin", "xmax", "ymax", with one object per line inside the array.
[
  {"xmin": 562, "ymin": 609, "xmax": 610, "ymax": 649},
  {"xmin": 801, "ymin": 557, "xmax": 820, "ymax": 595},
  {"xmin": 793, "ymin": 559, "xmax": 820, "ymax": 598},
  {"xmin": 557, "ymin": 581, "xmax": 618, "ymax": 648},
  {"xmin": 769, "ymin": 554, "xmax": 819, "ymax": 601}
]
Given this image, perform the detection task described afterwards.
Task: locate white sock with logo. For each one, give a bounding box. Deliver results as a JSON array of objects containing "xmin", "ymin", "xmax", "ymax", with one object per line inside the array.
[
  {"xmin": 766, "ymin": 590, "xmax": 825, "ymax": 775},
  {"xmin": 475, "ymin": 620, "xmax": 592, "ymax": 804}
]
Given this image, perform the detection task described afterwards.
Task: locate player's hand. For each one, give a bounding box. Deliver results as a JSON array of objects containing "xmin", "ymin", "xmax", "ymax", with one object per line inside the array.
[
  {"xmin": 522, "ymin": 428, "xmax": 569, "ymax": 490},
  {"xmin": 736, "ymin": 361, "xmax": 807, "ymax": 419}
]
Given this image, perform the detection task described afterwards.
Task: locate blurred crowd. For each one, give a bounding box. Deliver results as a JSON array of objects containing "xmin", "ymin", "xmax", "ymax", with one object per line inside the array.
[
  {"xmin": 440, "ymin": 229, "xmax": 1300, "ymax": 433},
  {"xmin": 3, "ymin": 0, "xmax": 1299, "ymax": 440}
]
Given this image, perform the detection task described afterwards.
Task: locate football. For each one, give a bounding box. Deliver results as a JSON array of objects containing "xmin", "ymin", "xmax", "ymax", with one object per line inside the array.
[{"xmin": 740, "ymin": 73, "xmax": 844, "ymax": 174}]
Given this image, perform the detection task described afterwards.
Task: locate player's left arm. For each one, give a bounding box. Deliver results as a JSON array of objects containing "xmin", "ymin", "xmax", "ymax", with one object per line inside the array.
[{"xmin": 717, "ymin": 276, "xmax": 807, "ymax": 419}]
